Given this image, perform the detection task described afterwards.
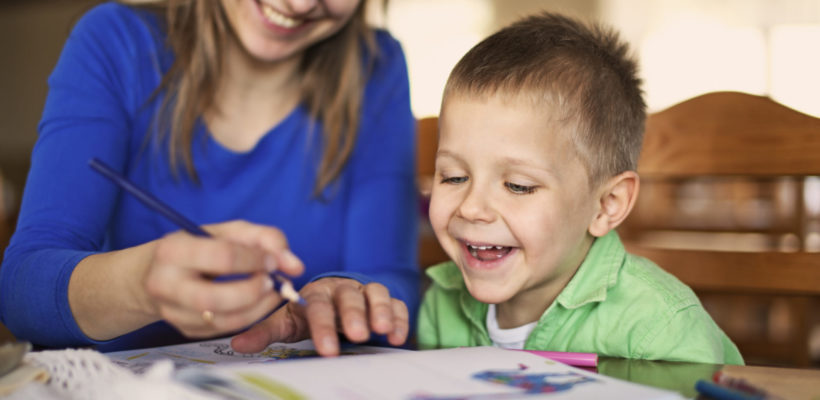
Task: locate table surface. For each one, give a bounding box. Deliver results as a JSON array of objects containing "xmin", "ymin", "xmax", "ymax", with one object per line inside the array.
[{"xmin": 596, "ymin": 357, "xmax": 820, "ymax": 399}]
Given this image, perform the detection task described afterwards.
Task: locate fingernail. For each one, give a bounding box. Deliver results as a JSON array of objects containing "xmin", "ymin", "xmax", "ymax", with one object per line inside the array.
[
  {"xmin": 352, "ymin": 319, "xmax": 367, "ymax": 333},
  {"xmin": 394, "ymin": 325, "xmax": 406, "ymax": 337},
  {"xmin": 263, "ymin": 276, "xmax": 274, "ymax": 292},
  {"xmin": 322, "ymin": 336, "xmax": 336, "ymax": 353},
  {"xmin": 281, "ymin": 249, "xmax": 300, "ymax": 270},
  {"xmin": 264, "ymin": 254, "xmax": 278, "ymax": 272}
]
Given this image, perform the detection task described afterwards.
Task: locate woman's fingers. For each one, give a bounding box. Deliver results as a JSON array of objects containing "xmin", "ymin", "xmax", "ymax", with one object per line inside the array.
[
  {"xmin": 387, "ymin": 298, "xmax": 409, "ymax": 346},
  {"xmin": 146, "ymin": 237, "xmax": 278, "ymax": 310},
  {"xmin": 304, "ymin": 285, "xmax": 345, "ymax": 356},
  {"xmin": 204, "ymin": 220, "xmax": 305, "ymax": 277},
  {"xmin": 172, "ymin": 272, "xmax": 276, "ymax": 313},
  {"xmin": 306, "ymin": 280, "xmax": 409, "ymax": 355},
  {"xmin": 363, "ymin": 283, "xmax": 394, "ymax": 335},
  {"xmin": 231, "ymin": 303, "xmax": 307, "ymax": 353},
  {"xmin": 333, "ymin": 283, "xmax": 370, "ymax": 343},
  {"xmin": 230, "ymin": 278, "xmax": 411, "ymax": 357},
  {"xmin": 158, "ymin": 290, "xmax": 281, "ymax": 338},
  {"xmin": 142, "ymin": 220, "xmax": 307, "ymax": 338},
  {"xmin": 150, "ymin": 231, "xmax": 270, "ymax": 277}
]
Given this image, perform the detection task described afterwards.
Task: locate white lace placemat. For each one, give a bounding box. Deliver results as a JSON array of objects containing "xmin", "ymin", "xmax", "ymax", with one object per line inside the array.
[{"xmin": 5, "ymin": 348, "xmax": 218, "ymax": 400}]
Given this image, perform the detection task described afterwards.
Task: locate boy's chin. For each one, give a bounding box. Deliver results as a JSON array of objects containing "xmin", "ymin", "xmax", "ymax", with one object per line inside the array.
[{"xmin": 464, "ymin": 281, "xmax": 513, "ymax": 305}]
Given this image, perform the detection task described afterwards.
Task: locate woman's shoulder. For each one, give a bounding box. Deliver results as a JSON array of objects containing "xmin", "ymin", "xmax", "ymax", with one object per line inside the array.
[
  {"xmin": 71, "ymin": 2, "xmax": 165, "ymax": 48},
  {"xmin": 76, "ymin": 2, "xmax": 158, "ymax": 28},
  {"xmin": 366, "ymin": 29, "xmax": 408, "ymax": 74},
  {"xmin": 372, "ymin": 29, "xmax": 404, "ymax": 54}
]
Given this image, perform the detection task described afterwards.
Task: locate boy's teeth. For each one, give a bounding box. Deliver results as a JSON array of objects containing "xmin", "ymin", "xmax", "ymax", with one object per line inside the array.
[
  {"xmin": 469, "ymin": 245, "xmax": 504, "ymax": 250},
  {"xmin": 467, "ymin": 244, "xmax": 511, "ymax": 260},
  {"xmin": 260, "ymin": 3, "xmax": 302, "ymax": 28}
]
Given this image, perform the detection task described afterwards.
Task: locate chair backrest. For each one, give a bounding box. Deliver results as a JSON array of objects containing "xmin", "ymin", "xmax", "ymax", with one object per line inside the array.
[
  {"xmin": 416, "ymin": 117, "xmax": 450, "ymax": 268},
  {"xmin": 0, "ymin": 169, "xmax": 11, "ymax": 263},
  {"xmin": 618, "ymin": 91, "xmax": 820, "ymax": 367}
]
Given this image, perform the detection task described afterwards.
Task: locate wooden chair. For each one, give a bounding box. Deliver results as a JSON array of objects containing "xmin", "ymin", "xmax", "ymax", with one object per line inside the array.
[
  {"xmin": 0, "ymin": 169, "xmax": 17, "ymax": 343},
  {"xmin": 0, "ymin": 168, "xmax": 12, "ymax": 265},
  {"xmin": 416, "ymin": 116, "xmax": 450, "ymax": 269},
  {"xmin": 618, "ymin": 91, "xmax": 820, "ymax": 367}
]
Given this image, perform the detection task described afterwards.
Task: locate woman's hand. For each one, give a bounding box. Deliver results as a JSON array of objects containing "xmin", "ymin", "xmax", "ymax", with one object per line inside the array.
[
  {"xmin": 142, "ymin": 220, "xmax": 304, "ymax": 338},
  {"xmin": 230, "ymin": 278, "xmax": 409, "ymax": 356}
]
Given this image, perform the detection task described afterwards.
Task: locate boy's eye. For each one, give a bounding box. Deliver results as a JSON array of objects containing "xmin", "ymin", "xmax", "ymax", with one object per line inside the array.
[
  {"xmin": 505, "ymin": 182, "xmax": 537, "ymax": 194},
  {"xmin": 441, "ymin": 176, "xmax": 468, "ymax": 185}
]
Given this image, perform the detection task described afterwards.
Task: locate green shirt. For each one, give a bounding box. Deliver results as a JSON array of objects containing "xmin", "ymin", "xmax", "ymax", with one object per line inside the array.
[{"xmin": 417, "ymin": 231, "xmax": 744, "ymax": 365}]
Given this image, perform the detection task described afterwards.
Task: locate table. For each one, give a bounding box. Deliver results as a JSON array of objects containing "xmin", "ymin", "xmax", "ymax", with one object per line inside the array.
[{"xmin": 597, "ymin": 357, "xmax": 820, "ymax": 399}]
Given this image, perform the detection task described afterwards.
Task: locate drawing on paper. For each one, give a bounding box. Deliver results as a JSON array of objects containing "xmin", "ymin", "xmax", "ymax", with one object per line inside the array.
[
  {"xmin": 106, "ymin": 338, "xmax": 401, "ymax": 374},
  {"xmin": 410, "ymin": 364, "xmax": 600, "ymax": 399}
]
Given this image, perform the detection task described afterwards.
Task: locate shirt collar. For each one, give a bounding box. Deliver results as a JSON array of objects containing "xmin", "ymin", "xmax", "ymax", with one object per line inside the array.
[
  {"xmin": 425, "ymin": 260, "xmax": 465, "ymax": 289},
  {"xmin": 555, "ymin": 230, "xmax": 626, "ymax": 309}
]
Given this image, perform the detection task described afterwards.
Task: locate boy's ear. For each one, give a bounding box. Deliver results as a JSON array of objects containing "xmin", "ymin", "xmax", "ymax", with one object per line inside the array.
[{"xmin": 588, "ymin": 171, "xmax": 639, "ymax": 237}]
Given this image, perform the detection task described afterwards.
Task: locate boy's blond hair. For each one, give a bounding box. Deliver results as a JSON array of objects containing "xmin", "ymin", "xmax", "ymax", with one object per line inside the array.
[{"xmin": 443, "ymin": 12, "xmax": 646, "ymax": 186}]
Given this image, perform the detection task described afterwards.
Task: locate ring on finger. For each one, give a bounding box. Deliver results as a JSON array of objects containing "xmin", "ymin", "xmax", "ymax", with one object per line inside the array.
[{"xmin": 201, "ymin": 310, "xmax": 214, "ymax": 324}]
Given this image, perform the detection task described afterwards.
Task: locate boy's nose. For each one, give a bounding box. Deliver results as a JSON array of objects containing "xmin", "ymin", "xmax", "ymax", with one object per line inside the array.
[{"xmin": 456, "ymin": 185, "xmax": 495, "ymax": 223}]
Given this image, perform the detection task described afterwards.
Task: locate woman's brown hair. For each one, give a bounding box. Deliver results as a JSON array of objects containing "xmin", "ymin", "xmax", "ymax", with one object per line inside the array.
[{"xmin": 130, "ymin": 0, "xmax": 374, "ymax": 193}]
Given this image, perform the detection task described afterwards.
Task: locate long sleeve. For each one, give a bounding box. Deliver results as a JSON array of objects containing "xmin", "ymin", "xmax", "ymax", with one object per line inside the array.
[{"xmin": 0, "ymin": 4, "xmax": 159, "ymax": 347}]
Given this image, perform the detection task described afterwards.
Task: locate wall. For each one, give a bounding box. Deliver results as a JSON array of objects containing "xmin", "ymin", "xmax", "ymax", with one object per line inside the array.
[{"xmin": 0, "ymin": 0, "xmax": 99, "ymax": 199}]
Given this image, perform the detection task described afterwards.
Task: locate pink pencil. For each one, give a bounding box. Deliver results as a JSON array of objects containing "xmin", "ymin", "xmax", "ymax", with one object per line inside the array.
[{"xmin": 517, "ymin": 350, "xmax": 598, "ymax": 367}]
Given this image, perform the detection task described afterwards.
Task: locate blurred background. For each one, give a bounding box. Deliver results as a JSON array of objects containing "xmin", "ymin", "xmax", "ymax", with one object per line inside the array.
[
  {"xmin": 2, "ymin": 0, "xmax": 820, "ymax": 212},
  {"xmin": 1, "ymin": 0, "xmax": 819, "ymax": 364}
]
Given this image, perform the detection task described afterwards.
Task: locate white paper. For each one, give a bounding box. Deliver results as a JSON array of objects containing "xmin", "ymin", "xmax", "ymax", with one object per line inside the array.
[{"xmin": 200, "ymin": 346, "xmax": 684, "ymax": 400}]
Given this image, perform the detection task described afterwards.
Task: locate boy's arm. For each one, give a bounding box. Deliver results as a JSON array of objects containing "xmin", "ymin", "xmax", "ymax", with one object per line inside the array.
[{"xmin": 637, "ymin": 305, "xmax": 744, "ymax": 365}]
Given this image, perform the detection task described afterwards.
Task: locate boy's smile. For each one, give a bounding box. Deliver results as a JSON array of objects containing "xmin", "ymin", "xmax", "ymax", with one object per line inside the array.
[
  {"xmin": 430, "ymin": 94, "xmax": 603, "ymax": 328},
  {"xmin": 462, "ymin": 241, "xmax": 514, "ymax": 263}
]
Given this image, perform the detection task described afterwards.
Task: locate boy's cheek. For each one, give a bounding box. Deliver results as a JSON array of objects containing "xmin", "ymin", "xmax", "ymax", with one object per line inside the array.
[
  {"xmin": 427, "ymin": 193, "xmax": 447, "ymax": 229},
  {"xmin": 427, "ymin": 198, "xmax": 458, "ymax": 254}
]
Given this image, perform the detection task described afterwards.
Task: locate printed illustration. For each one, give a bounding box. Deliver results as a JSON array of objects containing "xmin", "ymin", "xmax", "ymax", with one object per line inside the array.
[{"xmin": 410, "ymin": 364, "xmax": 600, "ymax": 400}]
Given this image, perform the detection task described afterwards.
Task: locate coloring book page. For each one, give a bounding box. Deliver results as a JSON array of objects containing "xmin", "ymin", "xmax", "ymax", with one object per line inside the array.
[
  {"xmin": 105, "ymin": 338, "xmax": 407, "ymax": 374},
  {"xmin": 194, "ymin": 346, "xmax": 684, "ymax": 399}
]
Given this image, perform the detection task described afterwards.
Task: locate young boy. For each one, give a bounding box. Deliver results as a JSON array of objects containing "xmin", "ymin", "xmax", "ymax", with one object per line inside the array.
[{"xmin": 417, "ymin": 12, "xmax": 743, "ymax": 365}]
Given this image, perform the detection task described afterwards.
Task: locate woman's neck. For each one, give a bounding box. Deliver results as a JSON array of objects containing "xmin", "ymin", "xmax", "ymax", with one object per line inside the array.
[{"xmin": 205, "ymin": 40, "xmax": 302, "ymax": 152}]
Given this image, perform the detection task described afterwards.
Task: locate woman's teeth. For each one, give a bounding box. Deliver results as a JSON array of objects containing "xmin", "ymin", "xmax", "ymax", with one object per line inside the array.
[{"xmin": 260, "ymin": 3, "xmax": 302, "ymax": 28}]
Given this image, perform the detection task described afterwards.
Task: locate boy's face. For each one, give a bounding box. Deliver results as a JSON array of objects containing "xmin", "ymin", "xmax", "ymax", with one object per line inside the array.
[{"xmin": 430, "ymin": 94, "xmax": 601, "ymax": 310}]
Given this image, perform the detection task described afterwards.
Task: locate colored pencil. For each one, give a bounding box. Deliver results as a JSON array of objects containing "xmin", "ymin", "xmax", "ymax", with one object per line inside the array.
[
  {"xmin": 88, "ymin": 157, "xmax": 306, "ymax": 306},
  {"xmin": 517, "ymin": 350, "xmax": 598, "ymax": 367}
]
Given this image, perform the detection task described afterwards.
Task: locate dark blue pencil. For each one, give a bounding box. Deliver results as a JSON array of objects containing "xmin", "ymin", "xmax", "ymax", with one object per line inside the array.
[
  {"xmin": 88, "ymin": 158, "xmax": 306, "ymax": 306},
  {"xmin": 695, "ymin": 380, "xmax": 766, "ymax": 400}
]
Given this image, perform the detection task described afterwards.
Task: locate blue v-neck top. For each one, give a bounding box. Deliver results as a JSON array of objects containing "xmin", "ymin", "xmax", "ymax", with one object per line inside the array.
[{"xmin": 0, "ymin": 2, "xmax": 419, "ymax": 351}]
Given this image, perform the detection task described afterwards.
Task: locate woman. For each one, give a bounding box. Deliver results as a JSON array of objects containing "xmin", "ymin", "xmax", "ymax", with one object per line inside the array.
[{"xmin": 0, "ymin": 0, "xmax": 419, "ymax": 356}]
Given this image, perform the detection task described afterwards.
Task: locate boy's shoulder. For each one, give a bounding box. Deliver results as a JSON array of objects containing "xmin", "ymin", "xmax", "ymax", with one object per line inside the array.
[
  {"xmin": 567, "ymin": 231, "xmax": 702, "ymax": 312},
  {"xmin": 565, "ymin": 233, "xmax": 742, "ymax": 363},
  {"xmin": 618, "ymin": 251, "xmax": 703, "ymax": 310}
]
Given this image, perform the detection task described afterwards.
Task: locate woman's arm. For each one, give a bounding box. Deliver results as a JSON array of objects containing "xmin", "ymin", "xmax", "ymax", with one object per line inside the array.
[{"xmin": 0, "ymin": 4, "xmax": 302, "ymax": 346}]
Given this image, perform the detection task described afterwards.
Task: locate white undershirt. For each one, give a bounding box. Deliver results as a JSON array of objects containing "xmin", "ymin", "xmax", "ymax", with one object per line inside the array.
[{"xmin": 486, "ymin": 304, "xmax": 538, "ymax": 350}]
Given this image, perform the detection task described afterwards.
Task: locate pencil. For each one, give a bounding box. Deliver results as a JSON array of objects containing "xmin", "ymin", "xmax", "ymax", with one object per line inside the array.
[
  {"xmin": 713, "ymin": 371, "xmax": 769, "ymax": 397},
  {"xmin": 696, "ymin": 379, "xmax": 766, "ymax": 400},
  {"xmin": 88, "ymin": 157, "xmax": 306, "ymax": 306}
]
